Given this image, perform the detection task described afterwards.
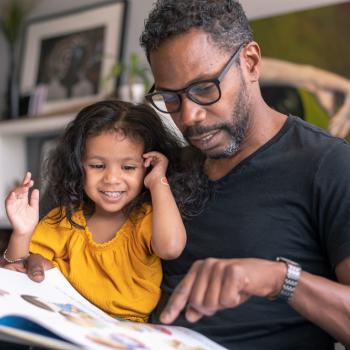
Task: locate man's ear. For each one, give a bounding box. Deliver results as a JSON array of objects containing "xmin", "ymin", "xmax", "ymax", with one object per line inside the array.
[{"xmin": 242, "ymin": 42, "xmax": 261, "ymax": 82}]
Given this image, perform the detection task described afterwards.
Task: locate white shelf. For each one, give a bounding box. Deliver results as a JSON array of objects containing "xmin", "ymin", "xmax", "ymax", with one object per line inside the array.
[
  {"xmin": 0, "ymin": 112, "xmax": 76, "ymax": 227},
  {"xmin": 0, "ymin": 113, "xmax": 75, "ymax": 136}
]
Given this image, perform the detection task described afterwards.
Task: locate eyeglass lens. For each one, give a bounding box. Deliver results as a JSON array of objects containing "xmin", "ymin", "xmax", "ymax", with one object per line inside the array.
[{"xmin": 151, "ymin": 81, "xmax": 220, "ymax": 113}]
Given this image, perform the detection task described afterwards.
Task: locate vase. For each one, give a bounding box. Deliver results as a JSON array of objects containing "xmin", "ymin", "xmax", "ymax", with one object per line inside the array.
[{"xmin": 118, "ymin": 83, "xmax": 145, "ymax": 103}]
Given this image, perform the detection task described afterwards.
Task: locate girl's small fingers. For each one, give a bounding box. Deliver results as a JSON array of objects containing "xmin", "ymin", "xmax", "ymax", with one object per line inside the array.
[
  {"xmin": 21, "ymin": 172, "xmax": 33, "ymax": 187},
  {"xmin": 143, "ymin": 158, "xmax": 152, "ymax": 168},
  {"xmin": 22, "ymin": 171, "xmax": 31, "ymax": 183},
  {"xmin": 12, "ymin": 186, "xmax": 30, "ymax": 200},
  {"xmin": 144, "ymin": 151, "xmax": 164, "ymax": 159},
  {"xmin": 143, "ymin": 152, "xmax": 154, "ymax": 160},
  {"xmin": 14, "ymin": 179, "xmax": 33, "ymax": 194},
  {"xmin": 30, "ymin": 189, "xmax": 40, "ymax": 210},
  {"xmin": 143, "ymin": 151, "xmax": 155, "ymax": 157}
]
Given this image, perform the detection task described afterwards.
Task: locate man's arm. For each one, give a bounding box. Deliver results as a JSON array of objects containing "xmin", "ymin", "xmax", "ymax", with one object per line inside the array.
[
  {"xmin": 159, "ymin": 257, "xmax": 350, "ymax": 347},
  {"xmin": 1, "ymin": 254, "xmax": 53, "ymax": 282},
  {"xmin": 291, "ymin": 256, "xmax": 350, "ymax": 346}
]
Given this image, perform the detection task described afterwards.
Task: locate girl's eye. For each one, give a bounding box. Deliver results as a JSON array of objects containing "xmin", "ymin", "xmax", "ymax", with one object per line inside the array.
[
  {"xmin": 122, "ymin": 165, "xmax": 136, "ymax": 171},
  {"xmin": 89, "ymin": 164, "xmax": 105, "ymax": 169}
]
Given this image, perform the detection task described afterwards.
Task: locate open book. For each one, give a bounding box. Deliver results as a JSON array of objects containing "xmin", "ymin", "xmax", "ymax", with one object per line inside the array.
[{"xmin": 0, "ymin": 268, "xmax": 227, "ymax": 350}]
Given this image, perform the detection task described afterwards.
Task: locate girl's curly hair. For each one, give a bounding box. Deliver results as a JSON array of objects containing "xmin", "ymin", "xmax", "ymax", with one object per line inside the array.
[{"xmin": 43, "ymin": 99, "xmax": 210, "ymax": 228}]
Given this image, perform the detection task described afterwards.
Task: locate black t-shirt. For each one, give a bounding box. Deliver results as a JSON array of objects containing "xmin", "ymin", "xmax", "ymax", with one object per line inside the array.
[{"xmin": 151, "ymin": 115, "xmax": 350, "ymax": 350}]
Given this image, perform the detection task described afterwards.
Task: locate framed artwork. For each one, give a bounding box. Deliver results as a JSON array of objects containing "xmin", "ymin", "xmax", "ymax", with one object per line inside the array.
[
  {"xmin": 20, "ymin": 0, "xmax": 128, "ymax": 114},
  {"xmin": 250, "ymin": 1, "xmax": 350, "ymax": 140}
]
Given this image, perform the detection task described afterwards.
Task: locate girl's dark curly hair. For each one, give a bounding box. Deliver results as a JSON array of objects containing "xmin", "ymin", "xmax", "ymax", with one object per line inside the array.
[
  {"xmin": 140, "ymin": 0, "xmax": 253, "ymax": 61},
  {"xmin": 44, "ymin": 99, "xmax": 210, "ymax": 228}
]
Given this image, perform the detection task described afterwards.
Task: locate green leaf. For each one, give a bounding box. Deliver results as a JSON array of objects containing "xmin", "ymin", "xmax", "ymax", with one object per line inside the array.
[{"xmin": 0, "ymin": 0, "xmax": 39, "ymax": 46}]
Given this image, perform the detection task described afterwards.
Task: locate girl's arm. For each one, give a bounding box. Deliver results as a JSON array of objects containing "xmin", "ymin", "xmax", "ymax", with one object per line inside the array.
[
  {"xmin": 143, "ymin": 152, "xmax": 186, "ymax": 260},
  {"xmin": 4, "ymin": 172, "xmax": 39, "ymax": 263}
]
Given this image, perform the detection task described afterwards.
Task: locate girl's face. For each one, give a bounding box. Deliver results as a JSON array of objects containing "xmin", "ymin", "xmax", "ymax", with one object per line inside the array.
[{"xmin": 82, "ymin": 130, "xmax": 146, "ymax": 216}]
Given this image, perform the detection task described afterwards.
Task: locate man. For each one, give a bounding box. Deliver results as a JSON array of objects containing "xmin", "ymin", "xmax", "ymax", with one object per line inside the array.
[
  {"xmin": 8, "ymin": 1, "xmax": 350, "ymax": 349},
  {"xmin": 139, "ymin": 0, "xmax": 350, "ymax": 349}
]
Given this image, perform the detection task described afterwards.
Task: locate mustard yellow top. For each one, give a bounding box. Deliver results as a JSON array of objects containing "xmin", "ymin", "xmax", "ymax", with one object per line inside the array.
[{"xmin": 29, "ymin": 203, "xmax": 162, "ymax": 322}]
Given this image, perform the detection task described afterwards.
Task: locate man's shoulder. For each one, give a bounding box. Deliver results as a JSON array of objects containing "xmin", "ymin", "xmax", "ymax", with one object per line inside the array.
[{"xmin": 287, "ymin": 115, "xmax": 348, "ymax": 150}]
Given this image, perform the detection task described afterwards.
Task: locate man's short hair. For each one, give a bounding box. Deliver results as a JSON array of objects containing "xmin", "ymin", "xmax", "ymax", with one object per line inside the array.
[{"xmin": 140, "ymin": 0, "xmax": 253, "ymax": 61}]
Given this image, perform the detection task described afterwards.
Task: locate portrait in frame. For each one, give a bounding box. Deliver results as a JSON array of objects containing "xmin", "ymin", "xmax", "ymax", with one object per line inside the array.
[{"xmin": 20, "ymin": 0, "xmax": 128, "ymax": 115}]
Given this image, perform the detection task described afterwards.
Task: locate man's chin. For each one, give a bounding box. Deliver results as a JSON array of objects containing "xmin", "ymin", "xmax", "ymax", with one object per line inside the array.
[{"xmin": 197, "ymin": 143, "xmax": 240, "ymax": 159}]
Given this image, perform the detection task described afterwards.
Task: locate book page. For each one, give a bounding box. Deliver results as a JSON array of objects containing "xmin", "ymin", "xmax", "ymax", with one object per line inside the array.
[{"xmin": 0, "ymin": 268, "xmax": 227, "ymax": 350}]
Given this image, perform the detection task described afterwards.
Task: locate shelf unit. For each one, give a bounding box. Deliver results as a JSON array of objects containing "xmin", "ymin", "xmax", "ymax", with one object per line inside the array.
[{"xmin": 0, "ymin": 113, "xmax": 75, "ymax": 228}]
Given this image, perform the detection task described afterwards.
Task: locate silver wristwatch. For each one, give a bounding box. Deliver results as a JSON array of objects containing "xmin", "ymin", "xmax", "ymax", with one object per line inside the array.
[{"xmin": 276, "ymin": 257, "xmax": 302, "ymax": 301}]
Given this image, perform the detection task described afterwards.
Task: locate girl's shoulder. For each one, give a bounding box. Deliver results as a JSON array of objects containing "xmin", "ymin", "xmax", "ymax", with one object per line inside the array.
[
  {"xmin": 40, "ymin": 207, "xmax": 64, "ymax": 225},
  {"xmin": 126, "ymin": 203, "xmax": 153, "ymax": 237},
  {"xmin": 131, "ymin": 202, "xmax": 152, "ymax": 222},
  {"xmin": 140, "ymin": 202, "xmax": 152, "ymax": 215},
  {"xmin": 40, "ymin": 207, "xmax": 85, "ymax": 229}
]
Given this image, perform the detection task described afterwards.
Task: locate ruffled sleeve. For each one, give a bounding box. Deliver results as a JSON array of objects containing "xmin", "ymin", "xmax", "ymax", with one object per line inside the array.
[{"xmin": 29, "ymin": 207, "xmax": 76, "ymax": 262}]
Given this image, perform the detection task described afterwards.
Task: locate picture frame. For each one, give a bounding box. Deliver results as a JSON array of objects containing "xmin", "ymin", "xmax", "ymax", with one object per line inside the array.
[{"xmin": 20, "ymin": 0, "xmax": 128, "ymax": 115}]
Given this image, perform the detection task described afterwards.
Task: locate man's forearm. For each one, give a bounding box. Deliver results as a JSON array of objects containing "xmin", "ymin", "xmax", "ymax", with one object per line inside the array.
[{"xmin": 290, "ymin": 271, "xmax": 350, "ymax": 346}]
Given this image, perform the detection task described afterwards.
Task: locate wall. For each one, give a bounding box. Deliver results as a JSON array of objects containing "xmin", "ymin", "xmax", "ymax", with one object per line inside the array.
[
  {"xmin": 241, "ymin": 0, "xmax": 347, "ymax": 19},
  {"xmin": 0, "ymin": 0, "xmax": 347, "ymax": 118}
]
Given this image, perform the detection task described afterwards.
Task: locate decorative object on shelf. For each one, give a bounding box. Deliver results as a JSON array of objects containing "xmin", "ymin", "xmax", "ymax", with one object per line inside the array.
[
  {"xmin": 0, "ymin": 0, "xmax": 37, "ymax": 120},
  {"xmin": 19, "ymin": 0, "xmax": 128, "ymax": 115},
  {"xmin": 105, "ymin": 52, "xmax": 152, "ymax": 103}
]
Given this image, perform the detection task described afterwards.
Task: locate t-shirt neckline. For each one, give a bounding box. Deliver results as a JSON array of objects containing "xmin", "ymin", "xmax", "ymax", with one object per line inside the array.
[{"xmin": 210, "ymin": 114, "xmax": 294, "ymax": 183}]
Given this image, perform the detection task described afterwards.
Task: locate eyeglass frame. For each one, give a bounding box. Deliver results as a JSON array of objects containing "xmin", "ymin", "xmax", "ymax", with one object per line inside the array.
[{"xmin": 145, "ymin": 43, "xmax": 246, "ymax": 114}]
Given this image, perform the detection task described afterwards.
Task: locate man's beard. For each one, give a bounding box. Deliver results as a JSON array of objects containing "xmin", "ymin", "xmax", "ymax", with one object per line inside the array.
[{"xmin": 184, "ymin": 83, "xmax": 250, "ymax": 159}]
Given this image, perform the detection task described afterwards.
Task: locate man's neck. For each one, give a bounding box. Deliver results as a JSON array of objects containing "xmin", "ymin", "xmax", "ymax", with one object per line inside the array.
[{"xmin": 205, "ymin": 109, "xmax": 287, "ymax": 181}]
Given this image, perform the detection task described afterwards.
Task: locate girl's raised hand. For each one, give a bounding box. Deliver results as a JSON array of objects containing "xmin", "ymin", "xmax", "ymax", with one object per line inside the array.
[
  {"xmin": 5, "ymin": 172, "xmax": 39, "ymax": 236},
  {"xmin": 143, "ymin": 151, "xmax": 169, "ymax": 189}
]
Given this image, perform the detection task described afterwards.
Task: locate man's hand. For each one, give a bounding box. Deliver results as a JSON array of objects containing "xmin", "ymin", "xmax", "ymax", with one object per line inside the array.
[
  {"xmin": 2, "ymin": 254, "xmax": 54, "ymax": 282},
  {"xmin": 160, "ymin": 258, "xmax": 286, "ymax": 324}
]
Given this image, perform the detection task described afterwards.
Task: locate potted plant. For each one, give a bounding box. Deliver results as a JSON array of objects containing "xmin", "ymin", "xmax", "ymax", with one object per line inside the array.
[
  {"xmin": 0, "ymin": 0, "xmax": 37, "ymax": 119},
  {"xmin": 105, "ymin": 52, "xmax": 152, "ymax": 103}
]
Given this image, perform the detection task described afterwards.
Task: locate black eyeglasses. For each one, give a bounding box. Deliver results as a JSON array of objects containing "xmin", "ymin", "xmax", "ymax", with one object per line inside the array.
[{"xmin": 145, "ymin": 43, "xmax": 245, "ymax": 114}]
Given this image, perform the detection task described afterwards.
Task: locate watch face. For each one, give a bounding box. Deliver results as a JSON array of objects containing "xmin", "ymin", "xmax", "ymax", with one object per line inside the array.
[{"xmin": 276, "ymin": 257, "xmax": 300, "ymax": 267}]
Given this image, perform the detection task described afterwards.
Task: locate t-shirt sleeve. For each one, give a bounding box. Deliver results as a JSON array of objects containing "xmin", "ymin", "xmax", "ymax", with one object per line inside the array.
[
  {"xmin": 314, "ymin": 140, "xmax": 350, "ymax": 268},
  {"xmin": 29, "ymin": 209, "xmax": 69, "ymax": 262}
]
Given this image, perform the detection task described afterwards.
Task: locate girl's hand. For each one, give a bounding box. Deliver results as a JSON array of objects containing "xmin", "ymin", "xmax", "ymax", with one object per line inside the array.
[
  {"xmin": 5, "ymin": 172, "xmax": 39, "ymax": 236},
  {"xmin": 143, "ymin": 152, "xmax": 169, "ymax": 190}
]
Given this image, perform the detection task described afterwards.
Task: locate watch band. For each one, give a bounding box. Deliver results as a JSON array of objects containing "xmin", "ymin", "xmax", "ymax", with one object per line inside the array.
[{"xmin": 276, "ymin": 257, "xmax": 301, "ymax": 301}]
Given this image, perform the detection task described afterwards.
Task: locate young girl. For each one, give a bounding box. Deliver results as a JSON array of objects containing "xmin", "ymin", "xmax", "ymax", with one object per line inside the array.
[{"xmin": 4, "ymin": 100, "xmax": 208, "ymax": 322}]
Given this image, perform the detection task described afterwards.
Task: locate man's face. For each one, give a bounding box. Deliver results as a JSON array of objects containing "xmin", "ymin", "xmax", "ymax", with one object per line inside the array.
[{"xmin": 149, "ymin": 29, "xmax": 251, "ymax": 159}]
